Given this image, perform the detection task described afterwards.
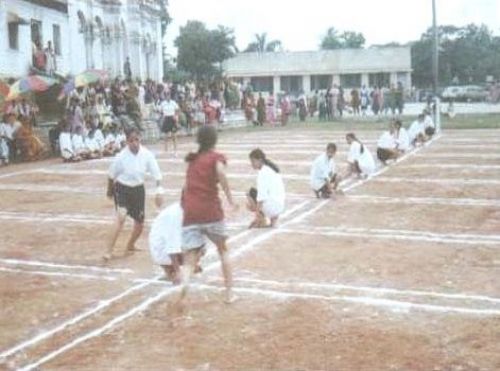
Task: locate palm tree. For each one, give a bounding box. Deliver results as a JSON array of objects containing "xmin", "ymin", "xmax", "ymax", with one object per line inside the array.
[{"xmin": 244, "ymin": 33, "xmax": 283, "ymax": 53}]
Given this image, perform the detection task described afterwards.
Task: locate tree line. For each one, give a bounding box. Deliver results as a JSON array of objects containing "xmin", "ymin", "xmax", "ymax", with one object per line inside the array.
[{"xmin": 171, "ymin": 21, "xmax": 500, "ymax": 88}]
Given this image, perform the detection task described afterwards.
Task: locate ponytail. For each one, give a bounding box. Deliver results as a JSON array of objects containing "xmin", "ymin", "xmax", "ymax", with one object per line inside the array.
[
  {"xmin": 249, "ymin": 148, "xmax": 280, "ymax": 173},
  {"xmin": 346, "ymin": 132, "xmax": 364, "ymax": 154},
  {"xmin": 185, "ymin": 125, "xmax": 218, "ymax": 163}
]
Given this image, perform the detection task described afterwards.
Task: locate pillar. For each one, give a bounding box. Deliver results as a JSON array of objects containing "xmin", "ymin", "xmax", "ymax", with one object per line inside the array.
[
  {"xmin": 332, "ymin": 74, "xmax": 340, "ymax": 86},
  {"xmin": 361, "ymin": 73, "xmax": 369, "ymax": 87},
  {"xmin": 273, "ymin": 75, "xmax": 280, "ymax": 93},
  {"xmin": 302, "ymin": 75, "xmax": 311, "ymax": 94}
]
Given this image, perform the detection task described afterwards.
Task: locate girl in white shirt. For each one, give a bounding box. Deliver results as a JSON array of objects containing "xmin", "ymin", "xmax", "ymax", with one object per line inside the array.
[
  {"xmin": 394, "ymin": 120, "xmax": 410, "ymax": 153},
  {"xmin": 59, "ymin": 126, "xmax": 80, "ymax": 162},
  {"xmin": 376, "ymin": 125, "xmax": 399, "ymax": 165},
  {"xmin": 346, "ymin": 133, "xmax": 376, "ymax": 178},
  {"xmin": 71, "ymin": 127, "xmax": 90, "ymax": 159},
  {"xmin": 247, "ymin": 149, "xmax": 286, "ymax": 228}
]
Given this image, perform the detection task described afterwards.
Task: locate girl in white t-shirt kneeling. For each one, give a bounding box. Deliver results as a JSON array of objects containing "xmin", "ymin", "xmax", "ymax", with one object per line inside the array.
[
  {"xmin": 247, "ymin": 149, "xmax": 286, "ymax": 228},
  {"xmin": 345, "ymin": 133, "xmax": 376, "ymax": 178}
]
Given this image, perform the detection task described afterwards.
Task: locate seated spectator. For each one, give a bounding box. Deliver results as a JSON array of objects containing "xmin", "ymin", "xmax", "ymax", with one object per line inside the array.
[
  {"xmin": 84, "ymin": 130, "xmax": 102, "ymax": 159},
  {"xmin": 59, "ymin": 125, "xmax": 80, "ymax": 162},
  {"xmin": 14, "ymin": 116, "xmax": 45, "ymax": 161},
  {"xmin": 103, "ymin": 128, "xmax": 118, "ymax": 156},
  {"xmin": 72, "ymin": 126, "xmax": 90, "ymax": 159},
  {"xmin": 0, "ymin": 114, "xmax": 11, "ymax": 165}
]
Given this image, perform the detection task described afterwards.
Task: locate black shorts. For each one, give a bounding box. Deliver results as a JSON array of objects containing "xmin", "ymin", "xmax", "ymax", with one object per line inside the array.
[
  {"xmin": 162, "ymin": 116, "xmax": 177, "ymax": 133},
  {"xmin": 114, "ymin": 183, "xmax": 145, "ymax": 223}
]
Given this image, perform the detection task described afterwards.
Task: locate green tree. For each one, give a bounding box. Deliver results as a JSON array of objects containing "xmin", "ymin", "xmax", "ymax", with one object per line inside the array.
[
  {"xmin": 244, "ymin": 33, "xmax": 283, "ymax": 52},
  {"xmin": 174, "ymin": 21, "xmax": 237, "ymax": 82},
  {"xmin": 320, "ymin": 28, "xmax": 365, "ymax": 49},
  {"xmin": 411, "ymin": 23, "xmax": 500, "ymax": 87}
]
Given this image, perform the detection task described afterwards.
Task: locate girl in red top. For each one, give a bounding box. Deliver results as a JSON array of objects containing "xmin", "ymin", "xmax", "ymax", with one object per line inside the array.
[{"xmin": 180, "ymin": 125, "xmax": 238, "ymax": 303}]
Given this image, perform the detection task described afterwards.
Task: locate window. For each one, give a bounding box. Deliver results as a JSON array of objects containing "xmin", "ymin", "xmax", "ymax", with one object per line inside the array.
[
  {"xmin": 8, "ymin": 22, "xmax": 19, "ymax": 49},
  {"xmin": 369, "ymin": 73, "xmax": 390, "ymax": 88},
  {"xmin": 250, "ymin": 76, "xmax": 273, "ymax": 92},
  {"xmin": 280, "ymin": 76, "xmax": 303, "ymax": 94},
  {"xmin": 340, "ymin": 74, "xmax": 361, "ymax": 88},
  {"xmin": 31, "ymin": 19, "xmax": 42, "ymax": 47},
  {"xmin": 310, "ymin": 75, "xmax": 332, "ymax": 90},
  {"xmin": 53, "ymin": 24, "xmax": 61, "ymax": 55}
]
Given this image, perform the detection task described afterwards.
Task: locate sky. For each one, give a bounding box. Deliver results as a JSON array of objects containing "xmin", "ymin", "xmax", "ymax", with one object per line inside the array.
[{"xmin": 164, "ymin": 0, "xmax": 500, "ymax": 57}]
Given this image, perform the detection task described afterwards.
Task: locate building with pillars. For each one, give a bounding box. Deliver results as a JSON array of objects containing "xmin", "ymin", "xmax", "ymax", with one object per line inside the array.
[
  {"xmin": 0, "ymin": 0, "xmax": 166, "ymax": 80},
  {"xmin": 223, "ymin": 47, "xmax": 412, "ymax": 95}
]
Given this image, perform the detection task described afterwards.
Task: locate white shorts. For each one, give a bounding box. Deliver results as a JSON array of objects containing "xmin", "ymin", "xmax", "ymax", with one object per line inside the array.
[
  {"xmin": 262, "ymin": 199, "xmax": 285, "ymax": 219},
  {"xmin": 182, "ymin": 221, "xmax": 227, "ymax": 251}
]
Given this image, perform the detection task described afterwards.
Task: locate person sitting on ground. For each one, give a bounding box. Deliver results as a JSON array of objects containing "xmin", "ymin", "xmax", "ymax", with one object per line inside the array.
[
  {"xmin": 72, "ymin": 126, "xmax": 90, "ymax": 159},
  {"xmin": 310, "ymin": 143, "xmax": 342, "ymax": 199},
  {"xmin": 247, "ymin": 149, "xmax": 286, "ymax": 228},
  {"xmin": 14, "ymin": 115, "xmax": 45, "ymax": 161},
  {"xmin": 103, "ymin": 128, "xmax": 117, "ymax": 156},
  {"xmin": 394, "ymin": 119, "xmax": 410, "ymax": 153},
  {"xmin": 376, "ymin": 124, "xmax": 399, "ymax": 165},
  {"xmin": 59, "ymin": 125, "xmax": 80, "ymax": 162},
  {"xmin": 115, "ymin": 127, "xmax": 127, "ymax": 150},
  {"xmin": 408, "ymin": 114, "xmax": 426, "ymax": 146},
  {"xmin": 92, "ymin": 124, "xmax": 105, "ymax": 153},
  {"xmin": 0, "ymin": 114, "xmax": 11, "ymax": 165},
  {"xmin": 423, "ymin": 109, "xmax": 436, "ymax": 138},
  {"xmin": 345, "ymin": 132, "xmax": 376, "ymax": 178},
  {"xmin": 84, "ymin": 129, "xmax": 102, "ymax": 159}
]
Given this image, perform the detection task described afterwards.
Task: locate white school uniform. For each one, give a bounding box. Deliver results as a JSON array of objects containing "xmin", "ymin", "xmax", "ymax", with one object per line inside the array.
[
  {"xmin": 424, "ymin": 114, "xmax": 435, "ymax": 129},
  {"xmin": 108, "ymin": 145, "xmax": 162, "ymax": 187},
  {"xmin": 104, "ymin": 133, "xmax": 116, "ymax": 148},
  {"xmin": 348, "ymin": 141, "xmax": 376, "ymax": 175},
  {"xmin": 59, "ymin": 132, "xmax": 75, "ymax": 159},
  {"xmin": 149, "ymin": 203, "xmax": 183, "ymax": 265},
  {"xmin": 93, "ymin": 129, "xmax": 105, "ymax": 150},
  {"xmin": 408, "ymin": 120, "xmax": 425, "ymax": 144},
  {"xmin": 377, "ymin": 131, "xmax": 397, "ymax": 150},
  {"xmin": 396, "ymin": 128, "xmax": 410, "ymax": 152},
  {"xmin": 115, "ymin": 133, "xmax": 126, "ymax": 150},
  {"xmin": 0, "ymin": 123, "xmax": 9, "ymax": 160},
  {"xmin": 256, "ymin": 165, "xmax": 286, "ymax": 218},
  {"xmin": 85, "ymin": 136, "xmax": 99, "ymax": 152},
  {"xmin": 310, "ymin": 153, "xmax": 336, "ymax": 191},
  {"xmin": 72, "ymin": 134, "xmax": 86, "ymax": 155}
]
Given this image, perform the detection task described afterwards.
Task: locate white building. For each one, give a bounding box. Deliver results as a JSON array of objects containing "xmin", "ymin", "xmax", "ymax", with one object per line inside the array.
[
  {"xmin": 223, "ymin": 47, "xmax": 412, "ymax": 94},
  {"xmin": 0, "ymin": 0, "xmax": 166, "ymax": 80}
]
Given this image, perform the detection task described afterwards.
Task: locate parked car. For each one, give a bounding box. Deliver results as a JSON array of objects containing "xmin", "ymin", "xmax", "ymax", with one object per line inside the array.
[{"xmin": 442, "ymin": 85, "xmax": 489, "ymax": 102}]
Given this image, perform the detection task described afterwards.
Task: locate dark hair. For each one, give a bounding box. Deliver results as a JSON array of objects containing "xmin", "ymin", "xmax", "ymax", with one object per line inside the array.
[
  {"xmin": 326, "ymin": 143, "xmax": 337, "ymax": 152},
  {"xmin": 125, "ymin": 127, "xmax": 140, "ymax": 140},
  {"xmin": 346, "ymin": 133, "xmax": 364, "ymax": 154},
  {"xmin": 394, "ymin": 120, "xmax": 402, "ymax": 129},
  {"xmin": 185, "ymin": 125, "xmax": 218, "ymax": 162},
  {"xmin": 249, "ymin": 148, "xmax": 280, "ymax": 173}
]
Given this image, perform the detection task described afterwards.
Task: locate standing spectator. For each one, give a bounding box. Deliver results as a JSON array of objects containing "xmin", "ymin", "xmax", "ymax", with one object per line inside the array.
[
  {"xmin": 395, "ymin": 82, "xmax": 405, "ymax": 114},
  {"xmin": 45, "ymin": 41, "xmax": 57, "ymax": 76},
  {"xmin": 351, "ymin": 88, "xmax": 360, "ymax": 115},
  {"xmin": 266, "ymin": 92, "xmax": 276, "ymax": 124},
  {"xmin": 123, "ymin": 57, "xmax": 132, "ymax": 80},
  {"xmin": 280, "ymin": 93, "xmax": 291, "ymax": 126},
  {"xmin": 33, "ymin": 40, "xmax": 47, "ymax": 72},
  {"xmin": 256, "ymin": 93, "xmax": 266, "ymax": 126},
  {"xmin": 360, "ymin": 85, "xmax": 369, "ymax": 116},
  {"xmin": 329, "ymin": 84, "xmax": 339, "ymax": 118},
  {"xmin": 337, "ymin": 86, "xmax": 345, "ymax": 118},
  {"xmin": 67, "ymin": 97, "xmax": 85, "ymax": 134},
  {"xmin": 371, "ymin": 86, "xmax": 381, "ymax": 115},
  {"xmin": 158, "ymin": 94, "xmax": 179, "ymax": 156}
]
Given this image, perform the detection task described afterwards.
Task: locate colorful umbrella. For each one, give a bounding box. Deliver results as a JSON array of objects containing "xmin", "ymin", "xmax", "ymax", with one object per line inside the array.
[
  {"xmin": 7, "ymin": 75, "xmax": 57, "ymax": 100},
  {"xmin": 74, "ymin": 69, "xmax": 108, "ymax": 88}
]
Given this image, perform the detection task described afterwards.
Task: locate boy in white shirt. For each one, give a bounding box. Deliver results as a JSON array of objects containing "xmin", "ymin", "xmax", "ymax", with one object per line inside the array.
[
  {"xmin": 59, "ymin": 126, "xmax": 80, "ymax": 162},
  {"xmin": 310, "ymin": 143, "xmax": 342, "ymax": 199}
]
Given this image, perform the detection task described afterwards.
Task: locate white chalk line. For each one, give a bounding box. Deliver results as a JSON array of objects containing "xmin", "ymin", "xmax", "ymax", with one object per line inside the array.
[
  {"xmin": 1, "ymin": 200, "xmax": 311, "ymax": 363},
  {"xmin": 233, "ymin": 278, "xmax": 500, "ymax": 305},
  {"xmin": 0, "ymin": 267, "xmax": 118, "ymax": 282},
  {"xmin": 347, "ymin": 195, "xmax": 500, "ymax": 207},
  {"xmin": 0, "ymin": 258, "xmax": 133, "ymax": 274},
  {"xmin": 16, "ymin": 199, "xmax": 322, "ymax": 370},
  {"xmin": 13, "ymin": 133, "xmax": 440, "ymax": 368},
  {"xmin": 406, "ymin": 164, "xmax": 500, "ymax": 170},
  {"xmin": 414, "ymin": 152, "xmax": 500, "ymax": 159},
  {"xmin": 375, "ymin": 177, "xmax": 500, "ymax": 185},
  {"xmin": 196, "ymin": 284, "xmax": 500, "ymax": 317},
  {"xmin": 278, "ymin": 226, "xmax": 500, "ymax": 246}
]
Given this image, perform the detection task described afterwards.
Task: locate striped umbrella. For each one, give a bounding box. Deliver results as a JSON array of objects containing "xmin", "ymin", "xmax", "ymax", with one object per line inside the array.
[
  {"xmin": 74, "ymin": 69, "xmax": 108, "ymax": 88},
  {"xmin": 7, "ymin": 75, "xmax": 57, "ymax": 100}
]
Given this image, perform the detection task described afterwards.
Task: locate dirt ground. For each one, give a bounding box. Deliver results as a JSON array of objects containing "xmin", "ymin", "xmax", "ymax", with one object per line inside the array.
[{"xmin": 0, "ymin": 127, "xmax": 499, "ymax": 370}]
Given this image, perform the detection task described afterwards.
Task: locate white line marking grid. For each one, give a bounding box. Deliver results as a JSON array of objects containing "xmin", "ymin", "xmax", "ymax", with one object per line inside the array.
[{"xmin": 1, "ymin": 131, "xmax": 499, "ymax": 369}]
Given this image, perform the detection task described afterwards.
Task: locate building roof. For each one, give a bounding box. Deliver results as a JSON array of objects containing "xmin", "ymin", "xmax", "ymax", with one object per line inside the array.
[{"xmin": 223, "ymin": 47, "xmax": 412, "ymax": 77}]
